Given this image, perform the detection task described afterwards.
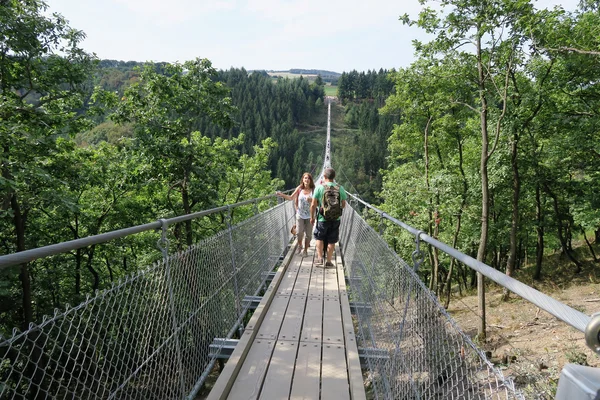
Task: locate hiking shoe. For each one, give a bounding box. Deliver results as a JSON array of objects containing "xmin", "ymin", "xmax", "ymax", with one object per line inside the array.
[{"xmin": 325, "ymin": 261, "xmax": 334, "ymax": 268}]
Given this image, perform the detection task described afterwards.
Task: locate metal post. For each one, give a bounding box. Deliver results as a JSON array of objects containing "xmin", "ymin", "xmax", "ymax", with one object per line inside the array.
[
  {"xmin": 225, "ymin": 207, "xmax": 243, "ymax": 335},
  {"xmin": 411, "ymin": 230, "xmax": 425, "ymax": 272},
  {"xmin": 343, "ymin": 200, "xmax": 356, "ymax": 257},
  {"xmin": 282, "ymin": 199, "xmax": 290, "ymax": 251}
]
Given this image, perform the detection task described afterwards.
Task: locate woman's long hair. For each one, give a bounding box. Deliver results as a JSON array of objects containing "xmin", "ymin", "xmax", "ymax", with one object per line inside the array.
[{"xmin": 299, "ymin": 172, "xmax": 315, "ymax": 191}]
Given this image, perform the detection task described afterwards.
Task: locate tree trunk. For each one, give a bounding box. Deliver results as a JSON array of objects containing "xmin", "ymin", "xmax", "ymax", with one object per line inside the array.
[
  {"xmin": 106, "ymin": 256, "xmax": 115, "ymax": 282},
  {"xmin": 502, "ymin": 131, "xmax": 520, "ymax": 301},
  {"xmin": 423, "ymin": 116, "xmax": 439, "ymax": 292},
  {"xmin": 534, "ymin": 184, "xmax": 544, "ymax": 280},
  {"xmin": 4, "ymin": 145, "xmax": 33, "ymax": 329},
  {"xmin": 476, "ymin": 34, "xmax": 488, "ymax": 340},
  {"xmin": 181, "ymin": 183, "xmax": 193, "ymax": 247},
  {"xmin": 582, "ymin": 228, "xmax": 598, "ymax": 262},
  {"xmin": 444, "ymin": 214, "xmax": 462, "ymax": 309},
  {"xmin": 12, "ymin": 194, "xmax": 33, "ymax": 330},
  {"xmin": 444, "ymin": 135, "xmax": 468, "ymax": 308},
  {"xmin": 86, "ymin": 245, "xmax": 99, "ymax": 292},
  {"xmin": 545, "ymin": 184, "xmax": 582, "ymax": 272},
  {"xmin": 73, "ymin": 216, "xmax": 81, "ymax": 296}
]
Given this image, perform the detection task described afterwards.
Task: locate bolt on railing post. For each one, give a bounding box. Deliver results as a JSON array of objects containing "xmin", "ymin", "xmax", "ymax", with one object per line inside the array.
[
  {"xmin": 225, "ymin": 206, "xmax": 243, "ymax": 335},
  {"xmin": 157, "ymin": 219, "xmax": 186, "ymax": 398}
]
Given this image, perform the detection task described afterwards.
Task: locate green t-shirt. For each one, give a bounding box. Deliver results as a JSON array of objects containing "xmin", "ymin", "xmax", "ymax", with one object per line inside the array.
[{"xmin": 314, "ymin": 182, "xmax": 347, "ymax": 222}]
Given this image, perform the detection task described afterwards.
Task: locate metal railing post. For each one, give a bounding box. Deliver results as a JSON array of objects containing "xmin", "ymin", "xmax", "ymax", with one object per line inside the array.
[
  {"xmin": 225, "ymin": 206, "xmax": 243, "ymax": 335},
  {"xmin": 411, "ymin": 230, "xmax": 425, "ymax": 272},
  {"xmin": 283, "ymin": 198, "xmax": 290, "ymax": 251},
  {"xmin": 343, "ymin": 200, "xmax": 356, "ymax": 257}
]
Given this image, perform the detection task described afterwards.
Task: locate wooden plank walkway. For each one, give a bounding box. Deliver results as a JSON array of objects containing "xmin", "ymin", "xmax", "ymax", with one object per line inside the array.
[{"xmin": 208, "ymin": 240, "xmax": 366, "ymax": 400}]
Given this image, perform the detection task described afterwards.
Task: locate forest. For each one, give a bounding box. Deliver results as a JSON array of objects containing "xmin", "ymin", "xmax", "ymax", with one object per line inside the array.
[{"xmin": 1, "ymin": 0, "xmax": 599, "ymax": 353}]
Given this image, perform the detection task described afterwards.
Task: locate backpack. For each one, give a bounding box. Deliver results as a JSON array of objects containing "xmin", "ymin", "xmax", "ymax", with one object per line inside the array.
[{"xmin": 321, "ymin": 184, "xmax": 342, "ymax": 221}]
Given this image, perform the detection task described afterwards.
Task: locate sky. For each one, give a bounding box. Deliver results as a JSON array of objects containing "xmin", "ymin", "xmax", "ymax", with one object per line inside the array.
[{"xmin": 45, "ymin": 0, "xmax": 580, "ymax": 73}]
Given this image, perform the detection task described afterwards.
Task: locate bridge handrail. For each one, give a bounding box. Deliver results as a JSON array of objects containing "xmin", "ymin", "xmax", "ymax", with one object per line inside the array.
[
  {"xmin": 346, "ymin": 192, "xmax": 600, "ymax": 353},
  {"xmin": 0, "ymin": 193, "xmax": 289, "ymax": 270}
]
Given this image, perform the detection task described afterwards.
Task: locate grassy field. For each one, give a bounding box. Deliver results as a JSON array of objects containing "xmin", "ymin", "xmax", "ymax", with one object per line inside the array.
[
  {"xmin": 268, "ymin": 71, "xmax": 318, "ymax": 79},
  {"xmin": 324, "ymin": 85, "xmax": 337, "ymax": 96},
  {"xmin": 268, "ymin": 72, "xmax": 338, "ymax": 97}
]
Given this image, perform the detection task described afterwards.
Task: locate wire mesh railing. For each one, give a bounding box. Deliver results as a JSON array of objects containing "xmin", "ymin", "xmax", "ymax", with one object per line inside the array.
[
  {"xmin": 3, "ymin": 185, "xmax": 597, "ymax": 399},
  {"xmin": 340, "ymin": 201, "xmax": 523, "ymax": 400},
  {"xmin": 0, "ymin": 197, "xmax": 295, "ymax": 399}
]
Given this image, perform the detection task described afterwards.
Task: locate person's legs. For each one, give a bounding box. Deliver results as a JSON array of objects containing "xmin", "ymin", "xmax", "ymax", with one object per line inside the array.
[
  {"xmin": 313, "ymin": 221, "xmax": 326, "ymax": 264},
  {"xmin": 300, "ymin": 218, "xmax": 311, "ymax": 256},
  {"xmin": 324, "ymin": 221, "xmax": 340, "ymax": 267},
  {"xmin": 296, "ymin": 218, "xmax": 305, "ymax": 253},
  {"xmin": 326, "ymin": 243, "xmax": 335, "ymax": 263},
  {"xmin": 315, "ymin": 240, "xmax": 324, "ymax": 264}
]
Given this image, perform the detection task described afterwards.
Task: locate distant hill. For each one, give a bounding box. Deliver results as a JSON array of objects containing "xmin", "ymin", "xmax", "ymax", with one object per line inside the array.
[
  {"xmin": 263, "ymin": 69, "xmax": 341, "ymax": 84},
  {"xmin": 288, "ymin": 69, "xmax": 341, "ymax": 78}
]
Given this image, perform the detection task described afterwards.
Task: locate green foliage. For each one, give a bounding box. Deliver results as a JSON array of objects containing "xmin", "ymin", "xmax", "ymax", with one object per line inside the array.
[
  {"xmin": 337, "ymin": 69, "xmax": 395, "ymax": 105},
  {"xmin": 381, "ymin": 0, "xmax": 600, "ymax": 295},
  {"xmin": 0, "ymin": 0, "xmax": 99, "ymax": 329}
]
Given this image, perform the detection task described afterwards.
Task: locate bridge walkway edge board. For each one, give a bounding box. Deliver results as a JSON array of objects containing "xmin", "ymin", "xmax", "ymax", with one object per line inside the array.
[
  {"xmin": 336, "ymin": 243, "xmax": 367, "ymax": 400},
  {"xmin": 206, "ymin": 241, "xmax": 299, "ymax": 400}
]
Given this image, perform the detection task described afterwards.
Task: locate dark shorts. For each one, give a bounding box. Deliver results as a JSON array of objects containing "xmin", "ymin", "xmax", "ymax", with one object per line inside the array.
[{"xmin": 313, "ymin": 220, "xmax": 341, "ymax": 244}]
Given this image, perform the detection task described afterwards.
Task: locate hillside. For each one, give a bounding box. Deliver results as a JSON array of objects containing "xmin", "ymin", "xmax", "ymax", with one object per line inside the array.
[
  {"xmin": 266, "ymin": 69, "xmax": 340, "ymax": 80},
  {"xmin": 448, "ymin": 243, "xmax": 600, "ymax": 398}
]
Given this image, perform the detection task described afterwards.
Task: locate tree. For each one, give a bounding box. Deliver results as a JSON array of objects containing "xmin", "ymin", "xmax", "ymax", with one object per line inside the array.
[
  {"xmin": 0, "ymin": 0, "xmax": 96, "ymax": 329},
  {"xmin": 402, "ymin": 0, "xmax": 536, "ymax": 339},
  {"xmin": 112, "ymin": 58, "xmax": 239, "ymax": 246}
]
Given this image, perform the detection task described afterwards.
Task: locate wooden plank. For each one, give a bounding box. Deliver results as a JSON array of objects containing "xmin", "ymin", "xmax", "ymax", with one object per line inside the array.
[
  {"xmin": 207, "ymin": 243, "xmax": 296, "ymax": 400},
  {"xmin": 276, "ymin": 254, "xmax": 302, "ymax": 296},
  {"xmin": 256, "ymin": 295, "xmax": 290, "ymax": 340},
  {"xmin": 292, "ymin": 266, "xmax": 311, "ymax": 297},
  {"xmin": 323, "ymin": 267, "xmax": 339, "ymax": 299},
  {"xmin": 259, "ymin": 340, "xmax": 299, "ymax": 400},
  {"xmin": 290, "ymin": 342, "xmax": 321, "ymax": 400},
  {"xmin": 322, "ymin": 296, "xmax": 344, "ymax": 344},
  {"xmin": 336, "ymin": 244, "xmax": 367, "ymax": 400},
  {"xmin": 300, "ymin": 297, "xmax": 323, "ymax": 343},
  {"xmin": 278, "ymin": 295, "xmax": 306, "ymax": 341},
  {"xmin": 308, "ymin": 263, "xmax": 324, "ymax": 298},
  {"xmin": 228, "ymin": 339, "xmax": 277, "ymax": 400},
  {"xmin": 321, "ymin": 344, "xmax": 350, "ymax": 400}
]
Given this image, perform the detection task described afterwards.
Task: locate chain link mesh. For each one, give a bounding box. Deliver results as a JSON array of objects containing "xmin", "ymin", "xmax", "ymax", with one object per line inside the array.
[
  {"xmin": 340, "ymin": 205, "xmax": 523, "ymax": 400},
  {"xmin": 1, "ymin": 197, "xmax": 527, "ymax": 399},
  {"xmin": 0, "ymin": 200, "xmax": 295, "ymax": 399}
]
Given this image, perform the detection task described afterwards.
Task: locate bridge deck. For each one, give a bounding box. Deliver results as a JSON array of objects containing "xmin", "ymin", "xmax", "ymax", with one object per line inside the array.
[{"xmin": 208, "ymin": 241, "xmax": 366, "ymax": 400}]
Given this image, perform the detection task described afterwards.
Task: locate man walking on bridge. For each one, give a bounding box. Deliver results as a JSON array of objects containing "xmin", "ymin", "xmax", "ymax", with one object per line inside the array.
[{"xmin": 310, "ymin": 168, "xmax": 347, "ymax": 267}]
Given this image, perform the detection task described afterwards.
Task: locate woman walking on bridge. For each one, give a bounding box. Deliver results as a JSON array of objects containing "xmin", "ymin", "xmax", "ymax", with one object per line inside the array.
[{"xmin": 276, "ymin": 172, "xmax": 316, "ymax": 257}]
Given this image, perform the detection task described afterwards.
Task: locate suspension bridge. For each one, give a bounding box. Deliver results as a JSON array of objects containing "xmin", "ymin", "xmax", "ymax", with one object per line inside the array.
[{"xmin": 1, "ymin": 101, "xmax": 599, "ymax": 399}]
